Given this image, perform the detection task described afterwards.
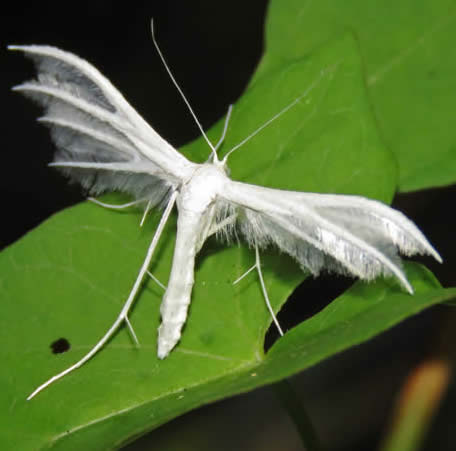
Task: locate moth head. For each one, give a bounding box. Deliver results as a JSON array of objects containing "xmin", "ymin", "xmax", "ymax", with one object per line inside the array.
[{"xmin": 212, "ymin": 152, "xmax": 231, "ymax": 176}]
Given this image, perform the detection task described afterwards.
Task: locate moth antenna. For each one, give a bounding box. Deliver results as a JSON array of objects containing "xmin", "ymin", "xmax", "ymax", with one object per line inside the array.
[
  {"xmin": 150, "ymin": 18, "xmax": 218, "ymax": 160},
  {"xmin": 222, "ymin": 96, "xmax": 304, "ymax": 163},
  {"xmin": 214, "ymin": 104, "xmax": 233, "ymax": 152},
  {"xmin": 222, "ymin": 67, "xmax": 333, "ymax": 164}
]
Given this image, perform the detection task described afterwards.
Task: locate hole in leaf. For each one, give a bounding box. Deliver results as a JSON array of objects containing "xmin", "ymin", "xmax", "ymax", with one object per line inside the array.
[
  {"xmin": 264, "ymin": 275, "xmax": 355, "ymax": 352},
  {"xmin": 50, "ymin": 338, "xmax": 71, "ymax": 354}
]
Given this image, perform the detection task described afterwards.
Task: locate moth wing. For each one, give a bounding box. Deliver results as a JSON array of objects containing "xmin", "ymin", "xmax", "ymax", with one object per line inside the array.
[
  {"xmin": 10, "ymin": 45, "xmax": 195, "ymax": 203},
  {"xmin": 223, "ymin": 181, "xmax": 441, "ymax": 293}
]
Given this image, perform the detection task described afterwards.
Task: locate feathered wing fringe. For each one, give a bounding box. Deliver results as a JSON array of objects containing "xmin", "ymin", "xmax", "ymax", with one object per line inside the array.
[
  {"xmin": 10, "ymin": 45, "xmax": 196, "ymax": 203},
  {"xmin": 223, "ymin": 181, "xmax": 441, "ymax": 293}
]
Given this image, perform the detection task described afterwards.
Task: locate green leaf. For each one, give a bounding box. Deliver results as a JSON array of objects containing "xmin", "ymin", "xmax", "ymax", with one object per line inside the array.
[
  {"xmin": 1, "ymin": 29, "xmax": 451, "ymax": 451},
  {"xmin": 256, "ymin": 0, "xmax": 456, "ymax": 192}
]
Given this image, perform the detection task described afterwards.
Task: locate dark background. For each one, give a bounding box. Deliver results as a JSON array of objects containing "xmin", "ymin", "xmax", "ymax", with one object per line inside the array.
[{"xmin": 2, "ymin": 2, "xmax": 456, "ymax": 450}]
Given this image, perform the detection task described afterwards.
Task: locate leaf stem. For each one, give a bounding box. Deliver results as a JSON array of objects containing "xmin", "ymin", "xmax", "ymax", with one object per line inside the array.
[{"xmin": 273, "ymin": 379, "xmax": 323, "ymax": 451}]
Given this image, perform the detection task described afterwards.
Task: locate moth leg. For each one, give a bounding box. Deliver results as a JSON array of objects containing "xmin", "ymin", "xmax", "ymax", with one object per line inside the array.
[
  {"xmin": 27, "ymin": 190, "xmax": 178, "ymax": 400},
  {"xmin": 124, "ymin": 315, "xmax": 139, "ymax": 346},
  {"xmin": 140, "ymin": 200, "xmax": 153, "ymax": 227},
  {"xmin": 88, "ymin": 197, "xmax": 147, "ymax": 210},
  {"xmin": 146, "ymin": 270, "xmax": 167, "ymax": 291},
  {"xmin": 254, "ymin": 246, "xmax": 284, "ymax": 337},
  {"xmin": 233, "ymin": 245, "xmax": 284, "ymax": 337},
  {"xmin": 232, "ymin": 262, "xmax": 257, "ymax": 285},
  {"xmin": 89, "ymin": 197, "xmax": 153, "ymax": 228},
  {"xmin": 207, "ymin": 214, "xmax": 237, "ymax": 237}
]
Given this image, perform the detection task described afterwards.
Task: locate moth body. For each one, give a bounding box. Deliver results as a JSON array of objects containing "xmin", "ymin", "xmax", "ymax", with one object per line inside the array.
[
  {"xmin": 158, "ymin": 162, "xmax": 229, "ymax": 358},
  {"xmin": 179, "ymin": 162, "xmax": 229, "ymax": 213}
]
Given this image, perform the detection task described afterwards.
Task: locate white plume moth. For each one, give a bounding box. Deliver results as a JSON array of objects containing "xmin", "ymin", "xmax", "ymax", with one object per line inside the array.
[{"xmin": 10, "ymin": 21, "xmax": 442, "ymax": 400}]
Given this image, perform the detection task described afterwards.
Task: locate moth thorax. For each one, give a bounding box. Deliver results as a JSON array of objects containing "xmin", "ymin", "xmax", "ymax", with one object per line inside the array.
[{"xmin": 180, "ymin": 164, "xmax": 228, "ymax": 213}]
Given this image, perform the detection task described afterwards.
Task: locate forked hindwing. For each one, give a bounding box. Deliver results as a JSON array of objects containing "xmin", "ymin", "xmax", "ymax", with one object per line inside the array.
[{"xmin": 10, "ymin": 45, "xmax": 195, "ymax": 204}]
